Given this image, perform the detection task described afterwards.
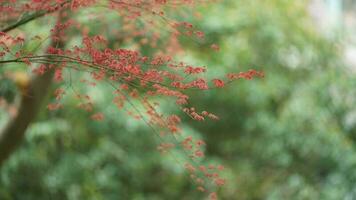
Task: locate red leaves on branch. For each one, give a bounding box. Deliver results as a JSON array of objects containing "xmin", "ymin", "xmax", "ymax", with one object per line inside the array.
[
  {"xmin": 0, "ymin": 0, "xmax": 266, "ymax": 198},
  {"xmin": 54, "ymin": 68, "xmax": 63, "ymax": 82},
  {"xmin": 47, "ymin": 103, "xmax": 62, "ymax": 110},
  {"xmin": 227, "ymin": 69, "xmax": 265, "ymax": 80},
  {"xmin": 91, "ymin": 112, "xmax": 105, "ymax": 121},
  {"xmin": 212, "ymin": 79, "xmax": 225, "ymax": 88},
  {"xmin": 184, "ymin": 66, "xmax": 206, "ymax": 74}
]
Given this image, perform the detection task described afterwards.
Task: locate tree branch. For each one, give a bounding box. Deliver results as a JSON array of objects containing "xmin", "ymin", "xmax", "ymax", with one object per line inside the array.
[
  {"xmin": 0, "ymin": 1, "xmax": 70, "ymax": 33},
  {"xmin": 1, "ymin": 11, "xmax": 48, "ymax": 33}
]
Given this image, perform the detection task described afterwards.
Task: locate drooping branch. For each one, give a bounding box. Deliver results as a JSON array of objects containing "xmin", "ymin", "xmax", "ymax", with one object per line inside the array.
[
  {"xmin": 2, "ymin": 11, "xmax": 48, "ymax": 33},
  {"xmin": 0, "ymin": 1, "xmax": 70, "ymax": 33}
]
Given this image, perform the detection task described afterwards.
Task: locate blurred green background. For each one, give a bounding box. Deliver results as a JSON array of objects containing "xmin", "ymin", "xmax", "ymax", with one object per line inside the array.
[{"xmin": 1, "ymin": 0, "xmax": 356, "ymax": 199}]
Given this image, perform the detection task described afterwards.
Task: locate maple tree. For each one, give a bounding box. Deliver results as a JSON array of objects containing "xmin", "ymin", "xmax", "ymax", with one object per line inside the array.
[{"xmin": 0, "ymin": 0, "xmax": 264, "ymax": 198}]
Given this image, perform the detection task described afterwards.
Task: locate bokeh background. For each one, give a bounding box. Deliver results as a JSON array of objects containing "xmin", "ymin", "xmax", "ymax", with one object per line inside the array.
[{"xmin": 1, "ymin": 0, "xmax": 356, "ymax": 199}]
